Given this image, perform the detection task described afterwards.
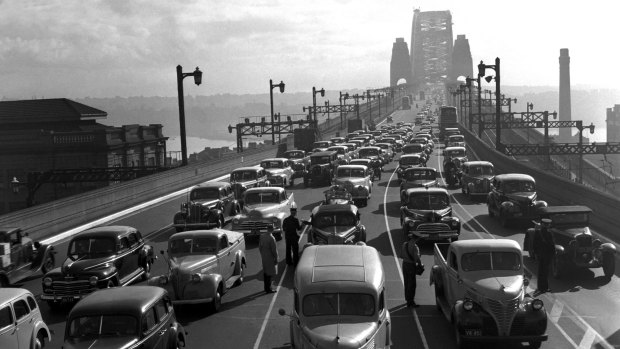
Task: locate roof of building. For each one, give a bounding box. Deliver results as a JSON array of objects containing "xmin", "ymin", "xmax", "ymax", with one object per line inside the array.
[{"xmin": 0, "ymin": 98, "xmax": 107, "ymax": 126}]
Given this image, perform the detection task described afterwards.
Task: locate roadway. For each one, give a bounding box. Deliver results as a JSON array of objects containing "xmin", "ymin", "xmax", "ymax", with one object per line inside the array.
[{"xmin": 18, "ymin": 105, "xmax": 620, "ymax": 349}]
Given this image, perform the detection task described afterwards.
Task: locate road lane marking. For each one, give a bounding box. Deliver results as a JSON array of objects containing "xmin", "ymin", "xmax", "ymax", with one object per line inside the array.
[
  {"xmin": 550, "ymin": 299, "xmax": 564, "ymax": 324},
  {"xmin": 384, "ymin": 166, "xmax": 430, "ymax": 349},
  {"xmin": 579, "ymin": 327, "xmax": 597, "ymax": 349}
]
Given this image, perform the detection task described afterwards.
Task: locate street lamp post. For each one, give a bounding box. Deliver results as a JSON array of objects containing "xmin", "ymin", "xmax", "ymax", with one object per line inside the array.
[
  {"xmin": 176, "ymin": 65, "xmax": 202, "ymax": 166},
  {"xmin": 340, "ymin": 92, "xmax": 349, "ymax": 130},
  {"xmin": 312, "ymin": 86, "xmax": 325, "ymax": 122},
  {"xmin": 577, "ymin": 121, "xmax": 595, "ymax": 184},
  {"xmin": 270, "ymin": 79, "xmax": 286, "ymax": 144},
  {"xmin": 478, "ymin": 58, "xmax": 501, "ymax": 150},
  {"xmin": 526, "ymin": 102, "xmax": 534, "ymax": 143},
  {"xmin": 465, "ymin": 77, "xmax": 477, "ymax": 131}
]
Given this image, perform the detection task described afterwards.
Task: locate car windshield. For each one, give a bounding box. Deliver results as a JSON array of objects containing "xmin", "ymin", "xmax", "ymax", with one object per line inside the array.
[
  {"xmin": 261, "ymin": 161, "xmax": 284, "ymax": 169},
  {"xmin": 169, "ymin": 236, "xmax": 218, "ymax": 254},
  {"xmin": 303, "ymin": 293, "xmax": 374, "ymax": 317},
  {"xmin": 400, "ymin": 157, "xmax": 421, "ymax": 166},
  {"xmin": 461, "ymin": 251, "xmax": 522, "ymax": 272},
  {"xmin": 359, "ymin": 148, "xmax": 379, "ymax": 157},
  {"xmin": 549, "ymin": 212, "xmax": 588, "ymax": 225},
  {"xmin": 190, "ymin": 188, "xmax": 219, "ymax": 200},
  {"xmin": 403, "ymin": 145, "xmax": 423, "ymax": 154},
  {"xmin": 449, "ymin": 136, "xmax": 464, "ymax": 142},
  {"xmin": 68, "ymin": 237, "xmax": 116, "ymax": 259},
  {"xmin": 407, "ymin": 193, "xmax": 448, "ymax": 210},
  {"xmin": 349, "ymin": 160, "xmax": 369, "ymax": 166},
  {"xmin": 314, "ymin": 142, "xmax": 330, "ymax": 148},
  {"xmin": 328, "ymin": 147, "xmax": 346, "ymax": 155},
  {"xmin": 404, "ymin": 169, "xmax": 435, "ymax": 181},
  {"xmin": 68, "ymin": 315, "xmax": 138, "ymax": 338},
  {"xmin": 412, "ymin": 138, "xmax": 426, "ymax": 144},
  {"xmin": 285, "ymin": 151, "xmax": 304, "ymax": 159},
  {"xmin": 231, "ymin": 171, "xmax": 256, "ymax": 181},
  {"xmin": 503, "ymin": 180, "xmax": 535, "ymax": 193},
  {"xmin": 446, "ymin": 149, "xmax": 466, "ymax": 157},
  {"xmin": 311, "ymin": 156, "xmax": 331, "ymax": 165},
  {"xmin": 469, "ymin": 165, "xmax": 494, "ymax": 176},
  {"xmin": 314, "ymin": 212, "xmax": 357, "ymax": 228},
  {"xmin": 244, "ymin": 191, "xmax": 281, "ymax": 204},
  {"xmin": 336, "ymin": 168, "xmax": 366, "ymax": 178}
]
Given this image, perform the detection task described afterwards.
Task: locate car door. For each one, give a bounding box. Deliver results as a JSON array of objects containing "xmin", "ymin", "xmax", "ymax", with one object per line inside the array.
[
  {"xmin": 217, "ymin": 235, "xmax": 234, "ymax": 280},
  {"xmin": 140, "ymin": 306, "xmax": 166, "ymax": 349},
  {"xmin": 0, "ymin": 303, "xmax": 17, "ymax": 349},
  {"xmin": 222, "ymin": 186, "xmax": 234, "ymax": 218},
  {"xmin": 154, "ymin": 299, "xmax": 172, "ymax": 348},
  {"xmin": 446, "ymin": 251, "xmax": 464, "ymax": 303},
  {"xmin": 12, "ymin": 297, "xmax": 33, "ymax": 349}
]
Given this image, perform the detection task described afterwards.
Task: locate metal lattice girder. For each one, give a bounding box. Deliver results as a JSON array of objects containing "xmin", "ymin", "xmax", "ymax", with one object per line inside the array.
[
  {"xmin": 27, "ymin": 167, "xmax": 163, "ymax": 185},
  {"xmin": 472, "ymin": 111, "xmax": 558, "ymax": 123},
  {"xmin": 503, "ymin": 142, "xmax": 620, "ymax": 156},
  {"xmin": 236, "ymin": 119, "xmax": 317, "ymax": 137},
  {"xmin": 306, "ymin": 104, "xmax": 357, "ymax": 115},
  {"xmin": 483, "ymin": 120, "xmax": 580, "ymax": 129},
  {"xmin": 461, "ymin": 98, "xmax": 514, "ymax": 108}
]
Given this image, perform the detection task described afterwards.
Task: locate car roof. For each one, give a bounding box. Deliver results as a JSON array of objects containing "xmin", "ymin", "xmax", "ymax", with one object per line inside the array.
[
  {"xmin": 404, "ymin": 167, "xmax": 436, "ymax": 173},
  {"xmin": 69, "ymin": 286, "xmax": 166, "ymax": 319},
  {"xmin": 169, "ymin": 228, "xmax": 243, "ymax": 242},
  {"xmin": 451, "ymin": 239, "xmax": 521, "ymax": 254},
  {"xmin": 463, "ymin": 161, "xmax": 493, "ymax": 167},
  {"xmin": 232, "ymin": 167, "xmax": 261, "ymax": 172},
  {"xmin": 539, "ymin": 205, "xmax": 592, "ymax": 215},
  {"xmin": 495, "ymin": 173, "xmax": 535, "ymax": 181},
  {"xmin": 0, "ymin": 288, "xmax": 32, "ymax": 304},
  {"xmin": 310, "ymin": 151, "xmax": 337, "ymax": 157},
  {"xmin": 445, "ymin": 146, "xmax": 466, "ymax": 151},
  {"xmin": 72, "ymin": 226, "xmax": 137, "ymax": 240},
  {"xmin": 313, "ymin": 204, "xmax": 358, "ymax": 215},
  {"xmin": 327, "ymin": 145, "xmax": 348, "ymax": 150},
  {"xmin": 261, "ymin": 158, "xmax": 288, "ymax": 162},
  {"xmin": 401, "ymin": 154, "xmax": 422, "ymax": 158},
  {"xmin": 244, "ymin": 186, "xmax": 285, "ymax": 194},
  {"xmin": 337, "ymin": 165, "xmax": 367, "ymax": 170},
  {"xmin": 404, "ymin": 187, "xmax": 448, "ymax": 195},
  {"xmin": 192, "ymin": 181, "xmax": 229, "ymax": 189},
  {"xmin": 0, "ymin": 227, "xmax": 21, "ymax": 234}
]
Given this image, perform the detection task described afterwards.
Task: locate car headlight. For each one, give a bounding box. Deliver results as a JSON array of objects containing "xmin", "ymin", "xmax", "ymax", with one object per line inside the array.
[
  {"xmin": 451, "ymin": 220, "xmax": 459, "ymax": 227},
  {"xmin": 89, "ymin": 276, "xmax": 98, "ymax": 286},
  {"xmin": 475, "ymin": 179, "xmax": 481, "ymax": 184},
  {"xmin": 233, "ymin": 218, "xmax": 239, "ymax": 224},
  {"xmin": 463, "ymin": 299, "xmax": 474, "ymax": 311},
  {"xmin": 43, "ymin": 277, "xmax": 52, "ymax": 287},
  {"xmin": 408, "ymin": 221, "xmax": 415, "ymax": 227},
  {"xmin": 532, "ymin": 299, "xmax": 543, "ymax": 311},
  {"xmin": 272, "ymin": 217, "xmax": 279, "ymax": 223},
  {"xmin": 191, "ymin": 273, "xmax": 202, "ymax": 283},
  {"xmin": 159, "ymin": 275, "xmax": 169, "ymax": 285}
]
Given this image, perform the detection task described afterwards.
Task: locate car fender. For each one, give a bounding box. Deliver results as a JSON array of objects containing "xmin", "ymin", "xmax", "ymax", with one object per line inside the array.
[
  {"xmin": 140, "ymin": 245, "xmax": 155, "ymax": 264},
  {"xmin": 534, "ymin": 200, "xmax": 548, "ymax": 209},
  {"xmin": 600, "ymin": 243, "xmax": 617, "ymax": 254},
  {"xmin": 30, "ymin": 318, "xmax": 51, "ymax": 348},
  {"xmin": 209, "ymin": 209, "xmax": 224, "ymax": 221},
  {"xmin": 500, "ymin": 201, "xmax": 515, "ymax": 210},
  {"xmin": 32, "ymin": 244, "xmax": 55, "ymax": 272},
  {"xmin": 555, "ymin": 245, "xmax": 565, "ymax": 255},
  {"xmin": 168, "ymin": 322, "xmax": 187, "ymax": 348},
  {"xmin": 187, "ymin": 273, "xmax": 222, "ymax": 298},
  {"xmin": 174, "ymin": 211, "xmax": 187, "ymax": 223}
]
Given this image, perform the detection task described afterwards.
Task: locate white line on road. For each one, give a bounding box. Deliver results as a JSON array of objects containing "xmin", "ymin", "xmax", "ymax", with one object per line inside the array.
[
  {"xmin": 384, "ymin": 166, "xmax": 430, "ymax": 349},
  {"xmin": 579, "ymin": 327, "xmax": 597, "ymax": 349},
  {"xmin": 549, "ymin": 299, "xmax": 564, "ymax": 324}
]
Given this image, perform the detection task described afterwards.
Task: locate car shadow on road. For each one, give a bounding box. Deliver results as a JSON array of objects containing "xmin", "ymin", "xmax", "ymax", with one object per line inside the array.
[
  {"xmin": 460, "ymin": 214, "xmax": 532, "ymax": 237},
  {"xmin": 522, "ymin": 256, "xmax": 612, "ymax": 292},
  {"xmin": 451, "ymin": 192, "xmax": 487, "ymax": 204},
  {"xmin": 377, "ymin": 177, "xmax": 400, "ymax": 188},
  {"xmin": 374, "ymin": 201, "xmax": 402, "ymax": 218}
]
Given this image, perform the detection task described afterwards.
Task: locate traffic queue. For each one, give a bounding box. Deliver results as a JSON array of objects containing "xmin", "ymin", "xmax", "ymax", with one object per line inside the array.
[{"xmin": 1, "ymin": 99, "xmax": 615, "ymax": 349}]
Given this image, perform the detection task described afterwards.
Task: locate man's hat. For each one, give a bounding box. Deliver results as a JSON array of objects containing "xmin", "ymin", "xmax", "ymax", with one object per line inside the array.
[
  {"xmin": 541, "ymin": 218, "xmax": 552, "ymax": 225},
  {"xmin": 290, "ymin": 203, "xmax": 297, "ymax": 211}
]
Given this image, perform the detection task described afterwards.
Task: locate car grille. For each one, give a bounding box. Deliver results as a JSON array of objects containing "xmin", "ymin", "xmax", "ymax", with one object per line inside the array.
[
  {"xmin": 486, "ymin": 297, "xmax": 519, "ymax": 335},
  {"xmin": 190, "ymin": 204, "xmax": 203, "ymax": 220},
  {"xmin": 576, "ymin": 234, "xmax": 592, "ymax": 247},
  {"xmin": 47, "ymin": 279, "xmax": 98, "ymax": 297},
  {"xmin": 239, "ymin": 221, "xmax": 271, "ymax": 230},
  {"xmin": 417, "ymin": 223, "xmax": 451, "ymax": 232}
]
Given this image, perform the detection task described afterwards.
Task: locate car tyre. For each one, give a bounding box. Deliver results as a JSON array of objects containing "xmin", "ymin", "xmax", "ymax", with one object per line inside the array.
[
  {"xmin": 41, "ymin": 254, "xmax": 55, "ymax": 274},
  {"xmin": 603, "ymin": 252, "xmax": 615, "ymax": 279},
  {"xmin": 234, "ymin": 261, "xmax": 245, "ymax": 286},
  {"xmin": 209, "ymin": 285, "xmax": 222, "ymax": 313},
  {"xmin": 528, "ymin": 341, "xmax": 542, "ymax": 349},
  {"xmin": 454, "ymin": 322, "xmax": 469, "ymax": 349},
  {"xmin": 434, "ymin": 284, "xmax": 443, "ymax": 312},
  {"xmin": 35, "ymin": 331, "xmax": 46, "ymax": 349},
  {"xmin": 487, "ymin": 203, "xmax": 495, "ymax": 217},
  {"xmin": 141, "ymin": 261, "xmax": 151, "ymax": 281},
  {"xmin": 275, "ymin": 232, "xmax": 283, "ymax": 241}
]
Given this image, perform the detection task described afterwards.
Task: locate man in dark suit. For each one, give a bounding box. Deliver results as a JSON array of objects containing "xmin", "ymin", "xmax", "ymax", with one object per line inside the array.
[{"xmin": 535, "ymin": 218, "xmax": 556, "ymax": 294}]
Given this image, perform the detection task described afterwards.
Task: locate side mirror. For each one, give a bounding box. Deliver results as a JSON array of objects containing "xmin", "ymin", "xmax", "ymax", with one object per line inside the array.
[{"xmin": 278, "ymin": 308, "xmax": 287, "ymax": 316}]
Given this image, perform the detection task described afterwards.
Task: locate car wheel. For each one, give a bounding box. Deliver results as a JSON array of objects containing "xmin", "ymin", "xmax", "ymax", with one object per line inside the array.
[
  {"xmin": 209, "ymin": 285, "xmax": 222, "ymax": 313},
  {"xmin": 141, "ymin": 261, "xmax": 151, "ymax": 281},
  {"xmin": 499, "ymin": 212, "xmax": 509, "ymax": 227},
  {"xmin": 466, "ymin": 187, "xmax": 470, "ymax": 197},
  {"xmin": 289, "ymin": 177, "xmax": 294, "ymax": 186},
  {"xmin": 42, "ymin": 254, "xmax": 55, "ymax": 274},
  {"xmin": 234, "ymin": 261, "xmax": 245, "ymax": 286},
  {"xmin": 46, "ymin": 301, "xmax": 62, "ymax": 311},
  {"xmin": 528, "ymin": 341, "xmax": 542, "ymax": 349},
  {"xmin": 218, "ymin": 216, "xmax": 225, "ymax": 228},
  {"xmin": 434, "ymin": 284, "xmax": 443, "ymax": 312},
  {"xmin": 603, "ymin": 252, "xmax": 615, "ymax": 279},
  {"xmin": 487, "ymin": 203, "xmax": 494, "ymax": 217},
  {"xmin": 35, "ymin": 331, "xmax": 46, "ymax": 349}
]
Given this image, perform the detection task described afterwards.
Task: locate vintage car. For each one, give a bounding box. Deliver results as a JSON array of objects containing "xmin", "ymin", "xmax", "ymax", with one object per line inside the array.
[
  {"xmin": 409, "ymin": 137, "xmax": 432, "ymax": 155},
  {"xmin": 523, "ymin": 205, "xmax": 616, "ymax": 279},
  {"xmin": 358, "ymin": 146, "xmax": 385, "ymax": 175},
  {"xmin": 348, "ymin": 139, "xmax": 365, "ymax": 152},
  {"xmin": 415, "ymin": 133, "xmax": 434, "ymax": 149},
  {"xmin": 400, "ymin": 187, "xmax": 460, "ymax": 241},
  {"xmin": 150, "ymin": 229, "xmax": 245, "ymax": 312},
  {"xmin": 322, "ymin": 185, "xmax": 354, "ymax": 205},
  {"xmin": 41, "ymin": 226, "xmax": 155, "ymax": 308},
  {"xmin": 341, "ymin": 142, "xmax": 359, "ymax": 159},
  {"xmin": 229, "ymin": 167, "xmax": 269, "ymax": 200},
  {"xmin": 306, "ymin": 204, "xmax": 366, "ymax": 244},
  {"xmin": 396, "ymin": 154, "xmax": 425, "ymax": 180},
  {"xmin": 332, "ymin": 165, "xmax": 373, "ymax": 207},
  {"xmin": 327, "ymin": 145, "xmax": 352, "ymax": 165},
  {"xmin": 402, "ymin": 143, "xmax": 427, "ymax": 159},
  {"xmin": 283, "ymin": 149, "xmax": 310, "ymax": 178},
  {"xmin": 313, "ymin": 141, "xmax": 332, "ymax": 149},
  {"xmin": 260, "ymin": 158, "xmax": 295, "ymax": 187},
  {"xmin": 447, "ymin": 134, "xmax": 466, "ymax": 148},
  {"xmin": 279, "ymin": 245, "xmax": 391, "ymax": 349},
  {"xmin": 460, "ymin": 161, "xmax": 495, "ymax": 197},
  {"xmin": 231, "ymin": 187, "xmax": 295, "ymax": 240},
  {"xmin": 330, "ymin": 137, "xmax": 346, "ymax": 144},
  {"xmin": 173, "ymin": 182, "xmax": 240, "ymax": 232},
  {"xmin": 487, "ymin": 174, "xmax": 548, "ymax": 227},
  {"xmin": 0, "ymin": 227, "xmax": 55, "ymax": 287},
  {"xmin": 441, "ymin": 127, "xmax": 460, "ymax": 143},
  {"xmin": 431, "ymin": 240, "xmax": 548, "ymax": 349},
  {"xmin": 0, "ymin": 288, "xmax": 51, "ymax": 349},
  {"xmin": 63, "ymin": 286, "xmax": 186, "ymax": 349},
  {"xmin": 304, "ymin": 151, "xmax": 338, "ymax": 187},
  {"xmin": 443, "ymin": 146, "xmax": 468, "ymax": 187},
  {"xmin": 400, "ymin": 167, "xmax": 438, "ymax": 191},
  {"xmin": 375, "ymin": 142, "xmax": 394, "ymax": 162}
]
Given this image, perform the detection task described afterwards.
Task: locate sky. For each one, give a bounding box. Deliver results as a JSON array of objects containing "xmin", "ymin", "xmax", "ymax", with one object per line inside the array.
[{"xmin": 1, "ymin": 0, "xmax": 619, "ymax": 99}]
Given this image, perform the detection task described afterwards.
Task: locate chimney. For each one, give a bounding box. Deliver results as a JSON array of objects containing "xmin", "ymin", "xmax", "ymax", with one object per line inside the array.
[{"xmin": 559, "ymin": 48, "xmax": 571, "ymax": 142}]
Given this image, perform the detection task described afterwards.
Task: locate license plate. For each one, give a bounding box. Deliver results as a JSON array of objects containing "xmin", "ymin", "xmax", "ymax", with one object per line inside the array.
[
  {"xmin": 465, "ymin": 329, "xmax": 482, "ymax": 336},
  {"xmin": 62, "ymin": 296, "xmax": 74, "ymax": 303}
]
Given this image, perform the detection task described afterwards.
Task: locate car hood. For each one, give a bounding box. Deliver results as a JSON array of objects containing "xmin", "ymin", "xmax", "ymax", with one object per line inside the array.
[
  {"xmin": 313, "ymin": 226, "xmax": 357, "ymax": 238},
  {"xmin": 404, "ymin": 206, "xmax": 451, "ymax": 218},
  {"xmin": 302, "ymin": 319, "xmax": 378, "ymax": 349},
  {"xmin": 334, "ymin": 178, "xmax": 368, "ymax": 187},
  {"xmin": 243, "ymin": 205, "xmax": 280, "ymax": 217},
  {"xmin": 464, "ymin": 273, "xmax": 523, "ymax": 301},
  {"xmin": 402, "ymin": 179, "xmax": 436, "ymax": 188},
  {"xmin": 64, "ymin": 336, "xmax": 139, "ymax": 349},
  {"xmin": 171, "ymin": 254, "xmax": 217, "ymax": 272},
  {"xmin": 505, "ymin": 192, "xmax": 537, "ymax": 203},
  {"xmin": 60, "ymin": 256, "xmax": 116, "ymax": 277},
  {"xmin": 231, "ymin": 180, "xmax": 255, "ymax": 187},
  {"xmin": 265, "ymin": 169, "xmax": 287, "ymax": 176},
  {"xmin": 191, "ymin": 199, "xmax": 219, "ymax": 208},
  {"xmin": 551, "ymin": 226, "xmax": 590, "ymax": 239}
]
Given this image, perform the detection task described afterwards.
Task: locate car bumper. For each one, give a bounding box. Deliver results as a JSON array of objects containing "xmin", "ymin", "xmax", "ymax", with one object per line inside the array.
[
  {"xmin": 172, "ymin": 297, "xmax": 214, "ymax": 305},
  {"xmin": 232, "ymin": 227, "xmax": 282, "ymax": 235},
  {"xmin": 173, "ymin": 222, "xmax": 219, "ymax": 229},
  {"xmin": 41, "ymin": 294, "xmax": 87, "ymax": 302}
]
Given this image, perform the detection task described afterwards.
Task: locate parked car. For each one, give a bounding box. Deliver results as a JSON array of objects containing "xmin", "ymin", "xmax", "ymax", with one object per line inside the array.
[
  {"xmin": 0, "ymin": 288, "xmax": 51, "ymax": 349},
  {"xmin": 400, "ymin": 167, "xmax": 438, "ymax": 191},
  {"xmin": 306, "ymin": 204, "xmax": 366, "ymax": 244},
  {"xmin": 0, "ymin": 227, "xmax": 55, "ymax": 287},
  {"xmin": 400, "ymin": 187, "xmax": 460, "ymax": 241},
  {"xmin": 279, "ymin": 245, "xmax": 391, "ymax": 349},
  {"xmin": 261, "ymin": 158, "xmax": 295, "ymax": 187},
  {"xmin": 430, "ymin": 240, "xmax": 548, "ymax": 349},
  {"xmin": 460, "ymin": 161, "xmax": 495, "ymax": 197},
  {"xmin": 443, "ymin": 146, "xmax": 468, "ymax": 187},
  {"xmin": 523, "ymin": 205, "xmax": 616, "ymax": 279},
  {"xmin": 283, "ymin": 150, "xmax": 309, "ymax": 179},
  {"xmin": 41, "ymin": 226, "xmax": 155, "ymax": 308},
  {"xmin": 304, "ymin": 151, "xmax": 338, "ymax": 187},
  {"xmin": 229, "ymin": 167, "xmax": 269, "ymax": 201},
  {"xmin": 396, "ymin": 154, "xmax": 425, "ymax": 180},
  {"xmin": 150, "ymin": 229, "xmax": 246, "ymax": 312},
  {"xmin": 173, "ymin": 182, "xmax": 240, "ymax": 232},
  {"xmin": 487, "ymin": 173, "xmax": 548, "ymax": 227},
  {"xmin": 332, "ymin": 165, "xmax": 373, "ymax": 207},
  {"xmin": 322, "ymin": 185, "xmax": 354, "ymax": 205},
  {"xmin": 231, "ymin": 187, "xmax": 295, "ymax": 240},
  {"xmin": 63, "ymin": 286, "xmax": 186, "ymax": 349}
]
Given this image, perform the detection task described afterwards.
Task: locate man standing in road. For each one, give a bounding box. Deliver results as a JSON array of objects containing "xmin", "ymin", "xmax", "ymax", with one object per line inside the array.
[
  {"xmin": 283, "ymin": 206, "xmax": 302, "ymax": 266},
  {"xmin": 259, "ymin": 224, "xmax": 278, "ymax": 294},
  {"xmin": 402, "ymin": 233, "xmax": 422, "ymax": 307},
  {"xmin": 534, "ymin": 218, "xmax": 556, "ymax": 294}
]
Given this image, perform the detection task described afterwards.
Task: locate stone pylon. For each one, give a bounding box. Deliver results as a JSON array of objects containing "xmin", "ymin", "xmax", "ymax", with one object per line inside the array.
[
  {"xmin": 559, "ymin": 48, "xmax": 572, "ymax": 142},
  {"xmin": 390, "ymin": 38, "xmax": 412, "ymax": 86}
]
